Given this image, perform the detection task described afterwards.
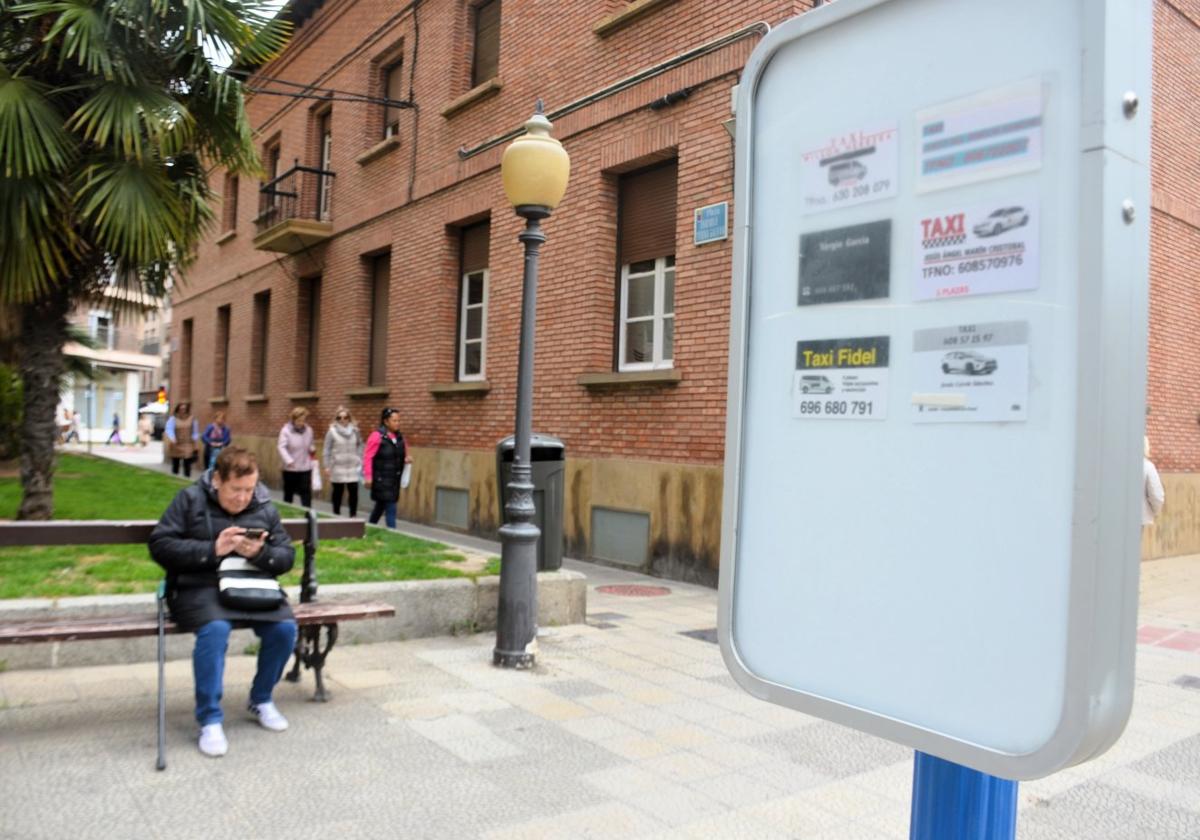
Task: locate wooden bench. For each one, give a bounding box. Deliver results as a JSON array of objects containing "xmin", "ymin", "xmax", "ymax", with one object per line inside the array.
[{"xmin": 0, "ymin": 511, "xmax": 394, "ymax": 769}]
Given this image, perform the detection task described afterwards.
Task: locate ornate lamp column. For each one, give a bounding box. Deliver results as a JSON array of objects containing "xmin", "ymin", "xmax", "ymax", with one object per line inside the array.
[{"xmin": 494, "ymin": 101, "xmax": 571, "ymax": 669}]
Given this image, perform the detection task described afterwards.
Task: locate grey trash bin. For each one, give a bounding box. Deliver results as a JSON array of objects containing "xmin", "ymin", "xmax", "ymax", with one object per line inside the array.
[{"xmin": 495, "ymin": 433, "xmax": 565, "ymax": 571}]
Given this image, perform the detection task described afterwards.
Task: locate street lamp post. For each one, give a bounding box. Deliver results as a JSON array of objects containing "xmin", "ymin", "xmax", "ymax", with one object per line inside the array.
[{"xmin": 494, "ymin": 101, "xmax": 570, "ymax": 669}]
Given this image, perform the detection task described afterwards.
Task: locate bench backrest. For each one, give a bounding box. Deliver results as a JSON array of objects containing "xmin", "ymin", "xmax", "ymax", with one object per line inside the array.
[
  {"xmin": 0, "ymin": 512, "xmax": 366, "ymax": 604},
  {"xmin": 0, "ymin": 516, "xmax": 365, "ymax": 546}
]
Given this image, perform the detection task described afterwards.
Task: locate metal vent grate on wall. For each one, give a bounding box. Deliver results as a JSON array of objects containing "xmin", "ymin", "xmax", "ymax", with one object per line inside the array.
[
  {"xmin": 435, "ymin": 487, "xmax": 470, "ymax": 530},
  {"xmin": 590, "ymin": 506, "xmax": 650, "ymax": 567}
]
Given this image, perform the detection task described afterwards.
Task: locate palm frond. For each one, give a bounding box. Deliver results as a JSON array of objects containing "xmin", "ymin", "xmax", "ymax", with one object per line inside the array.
[
  {"xmin": 0, "ymin": 67, "xmax": 75, "ymax": 177},
  {"xmin": 66, "ymin": 80, "xmax": 195, "ymax": 160},
  {"xmin": 16, "ymin": 0, "xmax": 127, "ymax": 82},
  {"xmin": 0, "ymin": 176, "xmax": 77, "ymax": 302},
  {"xmin": 74, "ymin": 156, "xmax": 185, "ymax": 266}
]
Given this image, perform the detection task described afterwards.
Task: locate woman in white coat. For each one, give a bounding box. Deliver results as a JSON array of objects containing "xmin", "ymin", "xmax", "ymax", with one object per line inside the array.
[
  {"xmin": 1144, "ymin": 436, "xmax": 1165, "ymax": 526},
  {"xmin": 323, "ymin": 406, "xmax": 364, "ymax": 517}
]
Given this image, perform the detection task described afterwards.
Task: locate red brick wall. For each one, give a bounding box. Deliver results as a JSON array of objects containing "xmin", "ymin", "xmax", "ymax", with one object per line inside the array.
[
  {"xmin": 1148, "ymin": 0, "xmax": 1200, "ymax": 471},
  {"xmin": 174, "ymin": 0, "xmax": 1193, "ymax": 479},
  {"xmin": 173, "ymin": 0, "xmax": 810, "ymax": 462}
]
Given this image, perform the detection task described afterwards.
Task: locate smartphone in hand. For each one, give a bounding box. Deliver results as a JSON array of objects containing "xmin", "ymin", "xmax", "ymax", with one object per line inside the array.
[{"xmin": 242, "ymin": 527, "xmax": 266, "ymax": 539}]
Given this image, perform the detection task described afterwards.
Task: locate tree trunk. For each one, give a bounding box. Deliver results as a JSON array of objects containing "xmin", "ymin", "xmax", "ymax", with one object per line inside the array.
[{"xmin": 17, "ymin": 287, "xmax": 70, "ymax": 520}]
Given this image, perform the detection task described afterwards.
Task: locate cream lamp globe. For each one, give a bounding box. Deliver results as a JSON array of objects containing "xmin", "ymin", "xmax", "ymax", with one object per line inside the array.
[{"xmin": 501, "ymin": 102, "xmax": 570, "ymax": 211}]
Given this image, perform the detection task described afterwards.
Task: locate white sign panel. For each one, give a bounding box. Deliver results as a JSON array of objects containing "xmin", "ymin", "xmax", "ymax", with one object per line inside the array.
[
  {"xmin": 721, "ymin": 0, "xmax": 1151, "ymax": 782},
  {"xmin": 793, "ymin": 337, "xmax": 889, "ymax": 420},
  {"xmin": 916, "ymin": 80, "xmax": 1044, "ymax": 192},
  {"xmin": 911, "ymin": 322, "xmax": 1029, "ymax": 422},
  {"xmin": 914, "ymin": 199, "xmax": 1040, "ymax": 300},
  {"xmin": 800, "ymin": 122, "xmax": 898, "ymax": 214}
]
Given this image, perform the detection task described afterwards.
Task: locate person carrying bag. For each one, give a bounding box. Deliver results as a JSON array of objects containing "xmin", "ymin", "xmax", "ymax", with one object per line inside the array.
[{"xmin": 149, "ymin": 446, "xmax": 297, "ymax": 758}]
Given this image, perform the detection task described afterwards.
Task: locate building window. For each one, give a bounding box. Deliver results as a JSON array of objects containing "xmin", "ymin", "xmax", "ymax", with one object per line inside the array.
[
  {"xmin": 89, "ymin": 311, "xmax": 114, "ymax": 349},
  {"xmin": 368, "ymin": 254, "xmax": 390, "ymax": 386},
  {"xmin": 299, "ymin": 277, "xmax": 321, "ymax": 391},
  {"xmin": 617, "ymin": 162, "xmax": 677, "ymax": 371},
  {"xmin": 620, "ymin": 257, "xmax": 674, "ymax": 369},
  {"xmin": 222, "ymin": 174, "xmax": 239, "ymax": 232},
  {"xmin": 214, "ymin": 305, "xmax": 231, "ymax": 397},
  {"xmin": 471, "ymin": 0, "xmax": 501, "ymax": 88},
  {"xmin": 251, "ymin": 291, "xmax": 270, "ymax": 394},
  {"xmin": 458, "ymin": 222, "xmax": 489, "ymax": 381},
  {"xmin": 179, "ymin": 318, "xmax": 193, "ymax": 399},
  {"xmin": 263, "ymin": 141, "xmax": 282, "ymax": 214},
  {"xmin": 383, "ymin": 61, "xmax": 405, "ymax": 138},
  {"xmin": 316, "ymin": 112, "xmax": 333, "ymax": 220}
]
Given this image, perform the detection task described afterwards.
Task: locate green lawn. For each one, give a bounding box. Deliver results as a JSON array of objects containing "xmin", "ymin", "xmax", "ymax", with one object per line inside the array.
[{"xmin": 0, "ymin": 454, "xmax": 500, "ymax": 599}]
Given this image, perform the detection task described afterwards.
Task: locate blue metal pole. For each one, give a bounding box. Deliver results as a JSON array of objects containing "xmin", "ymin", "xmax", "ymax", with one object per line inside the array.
[{"xmin": 910, "ymin": 752, "xmax": 1018, "ymax": 840}]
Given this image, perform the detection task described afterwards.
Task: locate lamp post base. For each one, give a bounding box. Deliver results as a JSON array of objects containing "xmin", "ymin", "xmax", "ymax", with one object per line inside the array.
[{"xmin": 493, "ymin": 649, "xmax": 536, "ymax": 669}]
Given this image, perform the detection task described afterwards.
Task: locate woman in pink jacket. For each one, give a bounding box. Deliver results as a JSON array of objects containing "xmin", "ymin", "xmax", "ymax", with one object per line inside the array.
[{"xmin": 277, "ymin": 407, "xmax": 316, "ymax": 508}]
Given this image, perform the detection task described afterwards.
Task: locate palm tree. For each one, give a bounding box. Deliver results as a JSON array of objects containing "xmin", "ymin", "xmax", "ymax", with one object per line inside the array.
[{"xmin": 0, "ymin": 0, "xmax": 288, "ymax": 518}]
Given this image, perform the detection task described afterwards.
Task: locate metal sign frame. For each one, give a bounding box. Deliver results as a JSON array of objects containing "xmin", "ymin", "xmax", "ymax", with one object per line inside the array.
[{"xmin": 718, "ymin": 0, "xmax": 1152, "ymax": 780}]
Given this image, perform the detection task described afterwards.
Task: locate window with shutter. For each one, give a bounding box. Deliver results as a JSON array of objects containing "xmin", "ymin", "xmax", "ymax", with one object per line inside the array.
[
  {"xmin": 471, "ymin": 0, "xmax": 501, "ymax": 87},
  {"xmin": 222, "ymin": 174, "xmax": 238, "ymax": 232},
  {"xmin": 251, "ymin": 291, "xmax": 270, "ymax": 394},
  {"xmin": 369, "ymin": 255, "xmax": 390, "ymax": 386},
  {"xmin": 383, "ymin": 62, "xmax": 404, "ymax": 138},
  {"xmin": 459, "ymin": 223, "xmax": 490, "ymax": 380},
  {"xmin": 618, "ymin": 162, "xmax": 678, "ymax": 371},
  {"xmin": 316, "ymin": 112, "xmax": 333, "ymax": 220}
]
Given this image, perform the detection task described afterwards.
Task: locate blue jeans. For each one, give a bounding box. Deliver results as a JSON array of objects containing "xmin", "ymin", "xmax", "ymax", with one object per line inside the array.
[
  {"xmin": 193, "ymin": 619, "xmax": 298, "ymax": 726},
  {"xmin": 368, "ymin": 500, "xmax": 397, "ymax": 528}
]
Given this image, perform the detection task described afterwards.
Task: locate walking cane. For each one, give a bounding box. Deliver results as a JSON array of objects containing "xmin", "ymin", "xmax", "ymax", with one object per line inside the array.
[{"xmin": 156, "ymin": 580, "xmax": 167, "ymax": 771}]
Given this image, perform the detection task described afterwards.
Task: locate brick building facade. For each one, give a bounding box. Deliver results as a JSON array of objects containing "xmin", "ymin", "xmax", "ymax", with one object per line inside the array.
[{"xmin": 173, "ymin": 0, "xmax": 1200, "ymax": 577}]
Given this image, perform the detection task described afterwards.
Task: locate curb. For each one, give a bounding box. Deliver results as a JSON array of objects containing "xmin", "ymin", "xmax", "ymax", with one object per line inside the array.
[{"xmin": 0, "ymin": 570, "xmax": 587, "ymax": 671}]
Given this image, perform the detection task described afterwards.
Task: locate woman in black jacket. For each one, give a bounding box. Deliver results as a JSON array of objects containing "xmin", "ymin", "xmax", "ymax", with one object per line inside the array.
[
  {"xmin": 363, "ymin": 407, "xmax": 412, "ymax": 528},
  {"xmin": 149, "ymin": 446, "xmax": 298, "ymax": 758}
]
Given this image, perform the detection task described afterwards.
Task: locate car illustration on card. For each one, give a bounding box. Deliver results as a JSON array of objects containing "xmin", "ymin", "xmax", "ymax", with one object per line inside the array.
[
  {"xmin": 827, "ymin": 159, "xmax": 868, "ymax": 186},
  {"xmin": 941, "ymin": 351, "xmax": 997, "ymax": 375},
  {"xmin": 798, "ymin": 374, "xmax": 835, "ymax": 394},
  {"xmin": 972, "ymin": 206, "xmax": 1029, "ymax": 237}
]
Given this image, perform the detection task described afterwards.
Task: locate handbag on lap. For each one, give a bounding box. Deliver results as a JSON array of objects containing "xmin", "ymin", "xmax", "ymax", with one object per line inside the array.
[{"xmin": 217, "ymin": 556, "xmax": 285, "ymax": 611}]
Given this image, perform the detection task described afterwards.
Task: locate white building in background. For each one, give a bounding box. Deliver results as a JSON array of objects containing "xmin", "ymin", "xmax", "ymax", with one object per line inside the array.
[{"xmin": 59, "ymin": 285, "xmax": 167, "ymax": 442}]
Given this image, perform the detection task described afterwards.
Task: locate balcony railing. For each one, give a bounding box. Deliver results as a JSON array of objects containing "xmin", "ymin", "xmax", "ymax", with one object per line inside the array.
[{"xmin": 253, "ymin": 163, "xmax": 336, "ymax": 254}]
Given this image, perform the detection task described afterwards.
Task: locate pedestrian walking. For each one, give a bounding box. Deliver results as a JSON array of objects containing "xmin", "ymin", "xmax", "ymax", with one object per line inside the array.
[
  {"xmin": 149, "ymin": 446, "xmax": 297, "ymax": 758},
  {"xmin": 64, "ymin": 410, "xmax": 80, "ymax": 443},
  {"xmin": 137, "ymin": 413, "xmax": 153, "ymax": 447},
  {"xmin": 277, "ymin": 407, "xmax": 315, "ymax": 508},
  {"xmin": 202, "ymin": 411, "xmax": 232, "ymax": 470},
  {"xmin": 106, "ymin": 411, "xmax": 123, "ymax": 445},
  {"xmin": 363, "ymin": 407, "xmax": 412, "ymax": 529},
  {"xmin": 1144, "ymin": 435, "xmax": 1165, "ymax": 526},
  {"xmin": 165, "ymin": 403, "xmax": 200, "ymax": 476},
  {"xmin": 323, "ymin": 406, "xmax": 364, "ymax": 517}
]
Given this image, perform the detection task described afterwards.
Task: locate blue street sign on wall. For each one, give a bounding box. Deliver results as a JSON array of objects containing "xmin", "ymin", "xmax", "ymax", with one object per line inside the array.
[{"xmin": 694, "ymin": 201, "xmax": 728, "ymax": 245}]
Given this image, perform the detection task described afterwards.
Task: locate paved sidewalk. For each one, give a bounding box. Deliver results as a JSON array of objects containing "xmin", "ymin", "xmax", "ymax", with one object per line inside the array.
[{"xmin": 3, "ymin": 532, "xmax": 1200, "ymax": 839}]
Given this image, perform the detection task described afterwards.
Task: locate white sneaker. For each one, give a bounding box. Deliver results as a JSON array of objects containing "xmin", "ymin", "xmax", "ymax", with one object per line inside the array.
[
  {"xmin": 248, "ymin": 701, "xmax": 288, "ymax": 732},
  {"xmin": 198, "ymin": 723, "xmax": 228, "ymax": 757}
]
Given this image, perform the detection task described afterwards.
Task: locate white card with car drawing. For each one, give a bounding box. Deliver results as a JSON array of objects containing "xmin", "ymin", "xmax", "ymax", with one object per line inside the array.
[
  {"xmin": 913, "ymin": 198, "xmax": 1039, "ymax": 300},
  {"xmin": 799, "ymin": 122, "xmax": 899, "ymax": 214},
  {"xmin": 910, "ymin": 321, "xmax": 1029, "ymax": 423}
]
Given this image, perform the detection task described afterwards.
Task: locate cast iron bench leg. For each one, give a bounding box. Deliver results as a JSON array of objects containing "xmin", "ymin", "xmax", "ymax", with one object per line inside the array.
[{"xmin": 286, "ymin": 623, "xmax": 340, "ymax": 702}]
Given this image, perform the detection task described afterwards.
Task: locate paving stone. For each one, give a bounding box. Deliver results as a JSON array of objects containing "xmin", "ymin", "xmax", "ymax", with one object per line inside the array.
[{"xmin": 744, "ymin": 721, "xmax": 912, "ymax": 778}]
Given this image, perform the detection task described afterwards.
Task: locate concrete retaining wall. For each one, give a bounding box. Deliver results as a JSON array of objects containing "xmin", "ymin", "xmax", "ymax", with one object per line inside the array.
[
  {"xmin": 1143, "ymin": 472, "xmax": 1200, "ymax": 560},
  {"xmin": 0, "ymin": 571, "xmax": 587, "ymax": 671}
]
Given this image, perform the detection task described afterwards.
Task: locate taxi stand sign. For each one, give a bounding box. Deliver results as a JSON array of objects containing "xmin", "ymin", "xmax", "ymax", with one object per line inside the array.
[{"xmin": 719, "ymin": 0, "xmax": 1152, "ymax": 783}]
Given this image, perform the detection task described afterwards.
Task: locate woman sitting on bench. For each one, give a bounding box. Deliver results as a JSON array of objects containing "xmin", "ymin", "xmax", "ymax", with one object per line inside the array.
[{"xmin": 149, "ymin": 447, "xmax": 298, "ymax": 758}]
